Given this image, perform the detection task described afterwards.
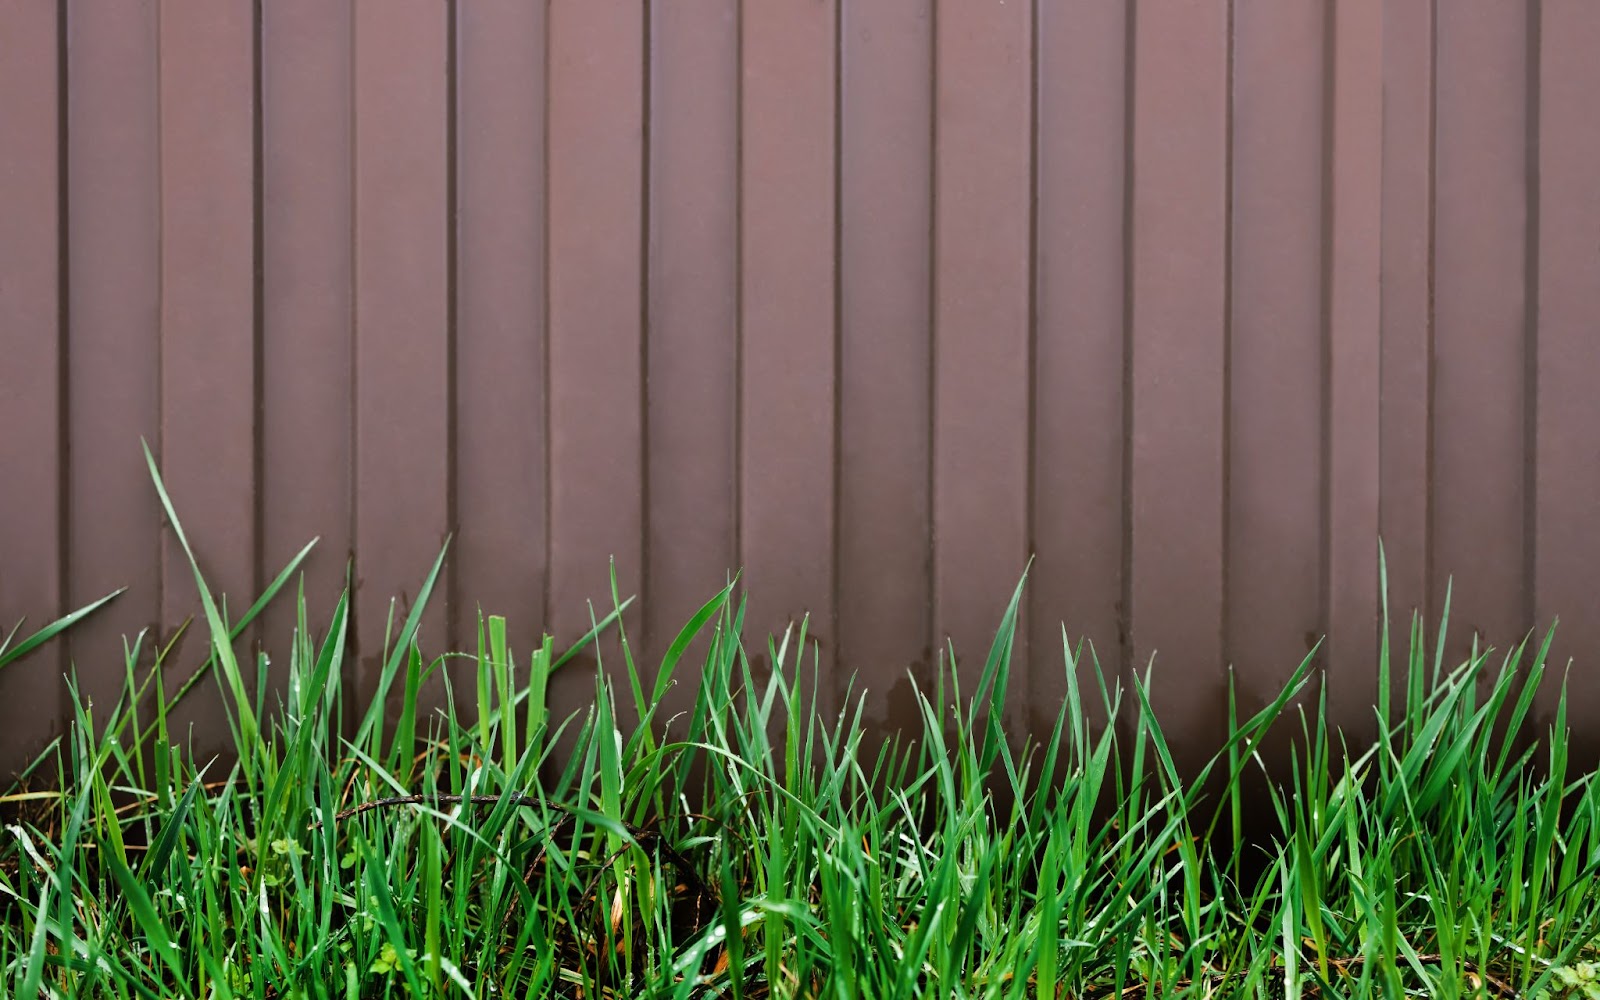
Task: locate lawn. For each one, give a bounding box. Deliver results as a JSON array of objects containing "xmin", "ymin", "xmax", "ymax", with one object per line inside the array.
[{"xmin": 2, "ymin": 451, "xmax": 1598, "ymax": 999}]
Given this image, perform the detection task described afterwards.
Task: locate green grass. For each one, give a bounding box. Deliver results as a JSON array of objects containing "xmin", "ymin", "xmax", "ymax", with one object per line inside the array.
[{"xmin": 2, "ymin": 456, "xmax": 1599, "ymax": 998}]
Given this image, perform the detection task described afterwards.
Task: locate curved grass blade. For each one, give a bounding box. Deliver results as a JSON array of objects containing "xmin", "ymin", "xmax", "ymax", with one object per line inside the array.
[
  {"xmin": 352, "ymin": 540, "xmax": 449, "ymax": 753},
  {"xmin": 100, "ymin": 841, "xmax": 200, "ymax": 999},
  {"xmin": 0, "ymin": 587, "xmax": 126, "ymax": 672},
  {"xmin": 139, "ymin": 774, "xmax": 205, "ymax": 881},
  {"xmin": 134, "ymin": 537, "xmax": 319, "ymax": 742},
  {"xmin": 141, "ymin": 439, "xmax": 261, "ymax": 763}
]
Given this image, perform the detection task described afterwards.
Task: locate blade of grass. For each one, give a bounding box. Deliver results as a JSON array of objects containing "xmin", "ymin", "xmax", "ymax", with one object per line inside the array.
[{"xmin": 0, "ymin": 587, "xmax": 126, "ymax": 671}]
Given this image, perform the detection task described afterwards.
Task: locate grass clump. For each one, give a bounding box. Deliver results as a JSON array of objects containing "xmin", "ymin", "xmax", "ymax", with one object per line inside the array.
[{"xmin": 1, "ymin": 456, "xmax": 1598, "ymax": 998}]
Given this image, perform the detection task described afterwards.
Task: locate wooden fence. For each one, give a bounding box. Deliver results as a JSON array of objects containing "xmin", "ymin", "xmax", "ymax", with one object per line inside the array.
[{"xmin": 3, "ymin": 0, "xmax": 1599, "ymax": 775}]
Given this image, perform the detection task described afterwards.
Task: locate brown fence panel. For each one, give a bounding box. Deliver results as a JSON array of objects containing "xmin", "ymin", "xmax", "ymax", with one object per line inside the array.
[
  {"xmin": 740, "ymin": 0, "xmax": 839, "ymax": 712},
  {"xmin": 7, "ymin": 1, "xmax": 1600, "ymax": 777},
  {"xmin": 1228, "ymin": 0, "xmax": 1326, "ymax": 755},
  {"xmin": 158, "ymin": 0, "xmax": 258, "ymax": 762},
  {"xmin": 545, "ymin": 1, "xmax": 646, "ymax": 719},
  {"xmin": 0, "ymin": 1, "xmax": 65, "ymax": 771},
  {"xmin": 63, "ymin": 2, "xmax": 164, "ymax": 745},
  {"xmin": 1432, "ymin": 4, "xmax": 1533, "ymax": 677},
  {"xmin": 933, "ymin": 0, "xmax": 1034, "ymax": 736},
  {"xmin": 647, "ymin": 0, "xmax": 739, "ymax": 722},
  {"xmin": 1030, "ymin": 0, "xmax": 1128, "ymax": 743},
  {"xmin": 1127, "ymin": 0, "xmax": 1230, "ymax": 766},
  {"xmin": 839, "ymin": 0, "xmax": 933, "ymax": 734},
  {"xmin": 1536, "ymin": 2, "xmax": 1600, "ymax": 751},
  {"xmin": 1325, "ymin": 0, "xmax": 1383, "ymax": 740},
  {"xmin": 352, "ymin": 1, "xmax": 453, "ymax": 714},
  {"xmin": 455, "ymin": 0, "xmax": 549, "ymax": 684},
  {"xmin": 260, "ymin": 0, "xmax": 354, "ymax": 714},
  {"xmin": 1378, "ymin": 0, "xmax": 1436, "ymax": 658}
]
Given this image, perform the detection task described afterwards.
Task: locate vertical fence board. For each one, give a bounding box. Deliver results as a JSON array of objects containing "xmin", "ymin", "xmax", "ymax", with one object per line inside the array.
[
  {"xmin": 1227, "ymin": 3, "xmax": 1325, "ymax": 718},
  {"xmin": 1127, "ymin": 0, "xmax": 1229, "ymax": 760},
  {"xmin": 932, "ymin": 0, "xmax": 1032, "ymax": 729},
  {"xmin": 838, "ymin": 0, "xmax": 932, "ymax": 730},
  {"xmin": 1377, "ymin": 0, "xmax": 1434, "ymax": 636},
  {"xmin": 1031, "ymin": 0, "xmax": 1128, "ymax": 739},
  {"xmin": 646, "ymin": 0, "xmax": 738, "ymax": 714},
  {"xmin": 157, "ymin": 0, "xmax": 259, "ymax": 761},
  {"xmin": 1325, "ymin": 0, "xmax": 1384, "ymax": 738},
  {"xmin": 545, "ymin": 0, "xmax": 644, "ymax": 702},
  {"xmin": 260, "ymin": 0, "xmax": 354, "ymax": 682},
  {"xmin": 456, "ymin": 0, "xmax": 548, "ymax": 676},
  {"xmin": 1431, "ymin": 4, "xmax": 1530, "ymax": 665},
  {"xmin": 740, "ymin": 0, "xmax": 838, "ymax": 692},
  {"xmin": 352, "ymin": 1, "xmax": 452, "ymax": 709},
  {"xmin": 0, "ymin": 1, "xmax": 65, "ymax": 772},
  {"xmin": 65, "ymin": 0, "xmax": 164, "ymax": 731},
  {"xmin": 1536, "ymin": 2, "xmax": 1600, "ymax": 734}
]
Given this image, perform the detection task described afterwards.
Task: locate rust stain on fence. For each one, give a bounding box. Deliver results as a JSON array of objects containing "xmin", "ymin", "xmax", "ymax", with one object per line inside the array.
[{"xmin": 3, "ymin": 0, "xmax": 1600, "ymax": 776}]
